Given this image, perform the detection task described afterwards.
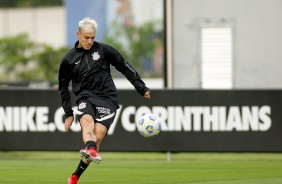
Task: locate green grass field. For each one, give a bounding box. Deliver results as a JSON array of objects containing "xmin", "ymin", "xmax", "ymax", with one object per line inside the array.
[{"xmin": 0, "ymin": 152, "xmax": 282, "ymax": 183}]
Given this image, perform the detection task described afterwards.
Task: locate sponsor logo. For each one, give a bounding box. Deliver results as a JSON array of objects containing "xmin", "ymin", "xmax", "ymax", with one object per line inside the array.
[
  {"xmin": 75, "ymin": 60, "xmax": 81, "ymax": 64},
  {"xmin": 96, "ymin": 106, "xmax": 110, "ymax": 116},
  {"xmin": 0, "ymin": 105, "xmax": 272, "ymax": 134},
  {"xmin": 108, "ymin": 105, "xmax": 272, "ymax": 135}
]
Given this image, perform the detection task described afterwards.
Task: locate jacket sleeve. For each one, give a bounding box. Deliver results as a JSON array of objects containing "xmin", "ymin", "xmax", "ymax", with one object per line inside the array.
[
  {"xmin": 107, "ymin": 45, "xmax": 150, "ymax": 96},
  {"xmin": 58, "ymin": 59, "xmax": 73, "ymax": 118}
]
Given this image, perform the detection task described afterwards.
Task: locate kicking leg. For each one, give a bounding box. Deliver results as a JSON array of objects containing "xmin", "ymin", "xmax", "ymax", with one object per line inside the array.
[{"xmin": 79, "ymin": 114, "xmax": 102, "ymax": 163}]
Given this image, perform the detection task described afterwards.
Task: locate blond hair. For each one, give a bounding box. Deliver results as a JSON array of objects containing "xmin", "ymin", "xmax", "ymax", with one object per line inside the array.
[{"xmin": 78, "ymin": 17, "xmax": 98, "ymax": 33}]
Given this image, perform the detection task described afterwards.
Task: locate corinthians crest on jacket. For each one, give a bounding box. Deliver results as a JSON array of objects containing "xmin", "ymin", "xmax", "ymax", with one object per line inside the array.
[{"xmin": 92, "ymin": 52, "xmax": 100, "ymax": 60}]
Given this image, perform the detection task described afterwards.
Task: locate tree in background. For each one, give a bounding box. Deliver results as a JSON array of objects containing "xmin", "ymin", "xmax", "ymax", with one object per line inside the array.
[
  {"xmin": 0, "ymin": 0, "xmax": 63, "ymax": 8},
  {"xmin": 0, "ymin": 34, "xmax": 69, "ymax": 83},
  {"xmin": 103, "ymin": 21, "xmax": 164, "ymax": 78},
  {"xmin": 0, "ymin": 23, "xmax": 164, "ymax": 84}
]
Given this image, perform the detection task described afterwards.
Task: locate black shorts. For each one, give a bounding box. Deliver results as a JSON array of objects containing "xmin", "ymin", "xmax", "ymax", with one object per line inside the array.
[{"xmin": 76, "ymin": 98, "xmax": 117, "ymax": 130}]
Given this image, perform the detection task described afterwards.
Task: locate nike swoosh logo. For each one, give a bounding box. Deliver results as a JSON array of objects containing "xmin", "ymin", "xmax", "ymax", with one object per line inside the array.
[
  {"xmin": 96, "ymin": 112, "xmax": 115, "ymax": 121},
  {"xmin": 75, "ymin": 60, "xmax": 81, "ymax": 64},
  {"xmin": 80, "ymin": 166, "xmax": 85, "ymax": 170}
]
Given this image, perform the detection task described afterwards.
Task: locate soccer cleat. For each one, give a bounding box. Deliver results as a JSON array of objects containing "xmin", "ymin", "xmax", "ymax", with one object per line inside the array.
[
  {"xmin": 80, "ymin": 148, "xmax": 102, "ymax": 164},
  {"xmin": 67, "ymin": 174, "xmax": 78, "ymax": 184}
]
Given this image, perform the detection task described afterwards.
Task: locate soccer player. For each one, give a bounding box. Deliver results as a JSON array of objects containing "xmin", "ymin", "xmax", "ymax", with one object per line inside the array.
[{"xmin": 58, "ymin": 17, "xmax": 150, "ymax": 184}]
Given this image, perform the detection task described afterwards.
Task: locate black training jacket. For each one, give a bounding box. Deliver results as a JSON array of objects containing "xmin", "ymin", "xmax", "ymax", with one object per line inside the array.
[{"xmin": 58, "ymin": 41, "xmax": 149, "ymax": 118}]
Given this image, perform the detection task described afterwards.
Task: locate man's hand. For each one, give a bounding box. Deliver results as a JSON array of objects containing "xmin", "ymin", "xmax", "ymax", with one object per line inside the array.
[
  {"xmin": 144, "ymin": 91, "xmax": 150, "ymax": 99},
  {"xmin": 65, "ymin": 116, "xmax": 74, "ymax": 131}
]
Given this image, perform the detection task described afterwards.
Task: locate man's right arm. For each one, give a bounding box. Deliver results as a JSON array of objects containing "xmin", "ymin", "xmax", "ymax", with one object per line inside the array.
[{"xmin": 58, "ymin": 59, "xmax": 73, "ymax": 118}]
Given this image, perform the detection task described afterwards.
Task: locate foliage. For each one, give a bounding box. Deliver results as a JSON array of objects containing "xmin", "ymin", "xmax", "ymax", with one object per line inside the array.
[
  {"xmin": 33, "ymin": 45, "xmax": 69, "ymax": 81},
  {"xmin": 103, "ymin": 21, "xmax": 164, "ymax": 78},
  {"xmin": 0, "ymin": 34, "xmax": 69, "ymax": 82},
  {"xmin": 0, "ymin": 0, "xmax": 63, "ymax": 8},
  {"xmin": 0, "ymin": 20, "xmax": 164, "ymax": 83}
]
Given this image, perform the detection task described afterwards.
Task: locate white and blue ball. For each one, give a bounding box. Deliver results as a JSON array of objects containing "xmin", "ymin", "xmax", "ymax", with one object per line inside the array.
[{"xmin": 136, "ymin": 114, "xmax": 161, "ymax": 138}]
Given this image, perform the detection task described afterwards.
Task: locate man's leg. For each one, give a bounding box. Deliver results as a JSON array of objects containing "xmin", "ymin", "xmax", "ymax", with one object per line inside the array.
[
  {"xmin": 93, "ymin": 123, "xmax": 108, "ymax": 152},
  {"xmin": 67, "ymin": 115, "xmax": 108, "ymax": 183},
  {"xmin": 79, "ymin": 114, "xmax": 102, "ymax": 163},
  {"xmin": 67, "ymin": 114, "xmax": 96, "ymax": 183},
  {"xmin": 80, "ymin": 114, "xmax": 96, "ymax": 143}
]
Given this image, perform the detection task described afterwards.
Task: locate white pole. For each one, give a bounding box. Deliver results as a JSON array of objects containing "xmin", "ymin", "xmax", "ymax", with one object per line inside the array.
[
  {"xmin": 165, "ymin": 0, "xmax": 173, "ymax": 89},
  {"xmin": 166, "ymin": 151, "xmax": 171, "ymax": 161}
]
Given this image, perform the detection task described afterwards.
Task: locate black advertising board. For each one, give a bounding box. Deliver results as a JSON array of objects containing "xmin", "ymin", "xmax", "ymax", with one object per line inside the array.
[{"xmin": 0, "ymin": 89, "xmax": 281, "ymax": 152}]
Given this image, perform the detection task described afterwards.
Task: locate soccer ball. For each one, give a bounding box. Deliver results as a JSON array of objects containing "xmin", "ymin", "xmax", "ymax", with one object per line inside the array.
[{"xmin": 136, "ymin": 114, "xmax": 161, "ymax": 138}]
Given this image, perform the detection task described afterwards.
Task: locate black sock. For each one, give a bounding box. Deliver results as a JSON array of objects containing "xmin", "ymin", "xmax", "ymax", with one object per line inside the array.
[
  {"xmin": 73, "ymin": 160, "xmax": 89, "ymax": 178},
  {"xmin": 86, "ymin": 141, "xmax": 97, "ymax": 150}
]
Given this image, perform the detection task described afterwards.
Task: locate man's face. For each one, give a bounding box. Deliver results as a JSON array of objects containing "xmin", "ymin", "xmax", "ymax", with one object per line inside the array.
[{"xmin": 76, "ymin": 30, "xmax": 96, "ymax": 50}]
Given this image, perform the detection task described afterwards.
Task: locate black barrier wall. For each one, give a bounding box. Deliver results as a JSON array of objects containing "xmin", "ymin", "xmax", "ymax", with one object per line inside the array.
[{"xmin": 0, "ymin": 89, "xmax": 281, "ymax": 152}]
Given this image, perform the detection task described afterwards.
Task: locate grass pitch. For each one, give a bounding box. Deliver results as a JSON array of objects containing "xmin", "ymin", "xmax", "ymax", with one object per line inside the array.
[{"xmin": 0, "ymin": 152, "xmax": 282, "ymax": 183}]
